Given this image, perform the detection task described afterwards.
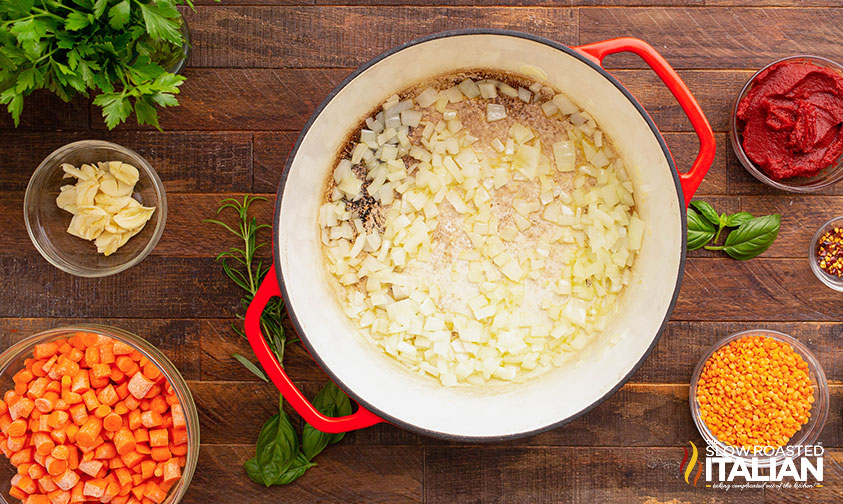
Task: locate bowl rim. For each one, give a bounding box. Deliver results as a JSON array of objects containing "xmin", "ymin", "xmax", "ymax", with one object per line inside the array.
[
  {"xmin": 0, "ymin": 324, "xmax": 199, "ymax": 504},
  {"xmin": 23, "ymin": 139, "xmax": 168, "ymax": 278},
  {"xmin": 688, "ymin": 329, "xmax": 830, "ymax": 467},
  {"xmin": 729, "ymin": 54, "xmax": 843, "ymax": 193},
  {"xmin": 808, "ymin": 215, "xmax": 843, "ymax": 291}
]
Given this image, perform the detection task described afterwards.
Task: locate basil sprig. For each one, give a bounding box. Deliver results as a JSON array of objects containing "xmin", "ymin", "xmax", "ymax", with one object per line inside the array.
[
  {"xmin": 244, "ymin": 386, "xmax": 353, "ymax": 487},
  {"xmin": 687, "ymin": 200, "xmax": 780, "ymax": 260}
]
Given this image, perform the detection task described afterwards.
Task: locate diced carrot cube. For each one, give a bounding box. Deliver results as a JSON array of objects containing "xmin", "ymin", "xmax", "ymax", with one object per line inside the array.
[
  {"xmin": 140, "ymin": 411, "xmax": 162, "ymax": 429},
  {"xmin": 25, "ymin": 494, "xmax": 51, "ymax": 504},
  {"xmin": 127, "ymin": 373, "xmax": 154, "ymax": 401},
  {"xmin": 45, "ymin": 455, "xmax": 67, "ymax": 475},
  {"xmin": 9, "ymin": 486, "xmax": 27, "ymax": 500},
  {"xmin": 150, "ymin": 446, "xmax": 171, "ymax": 462},
  {"xmin": 83, "ymin": 478, "xmax": 108, "ymax": 498},
  {"xmin": 18, "ymin": 474, "xmax": 37, "ymax": 493},
  {"xmin": 128, "ymin": 410, "xmax": 142, "ymax": 430},
  {"xmin": 97, "ymin": 385, "xmax": 119, "ymax": 407},
  {"xmin": 148, "ymin": 429, "xmax": 167, "ymax": 448},
  {"xmin": 81, "ymin": 391, "xmax": 99, "ymax": 411},
  {"xmin": 68, "ymin": 404, "xmax": 87, "ymax": 426},
  {"xmin": 100, "ymin": 344, "xmax": 115, "ymax": 365},
  {"xmin": 84, "ymin": 347, "xmax": 100, "ymax": 367},
  {"xmin": 91, "ymin": 364, "xmax": 111, "ymax": 380},
  {"xmin": 52, "ymin": 468, "xmax": 80, "ymax": 491},
  {"xmin": 120, "ymin": 450, "xmax": 144, "ymax": 468},
  {"xmin": 140, "ymin": 460, "xmax": 156, "ymax": 481},
  {"xmin": 94, "ymin": 442, "xmax": 116, "ymax": 460},
  {"xmin": 34, "ymin": 342, "xmax": 59, "ymax": 360},
  {"xmin": 10, "ymin": 397, "xmax": 35, "ymax": 420},
  {"xmin": 114, "ymin": 428, "xmax": 136, "ymax": 456},
  {"xmin": 47, "ymin": 489, "xmax": 70, "ymax": 504},
  {"xmin": 133, "ymin": 429, "xmax": 149, "ymax": 444},
  {"xmin": 10, "ymin": 447, "xmax": 32, "ymax": 466},
  {"xmin": 38, "ymin": 473, "xmax": 58, "ymax": 492}
]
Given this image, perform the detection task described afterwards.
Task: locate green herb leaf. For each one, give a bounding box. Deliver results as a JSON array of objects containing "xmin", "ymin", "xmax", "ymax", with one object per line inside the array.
[
  {"xmin": 92, "ymin": 0, "xmax": 107, "ymax": 19},
  {"xmin": 133, "ymin": 96, "xmax": 160, "ymax": 130},
  {"xmin": 65, "ymin": 11, "xmax": 91, "ymax": 31},
  {"xmin": 686, "ymin": 207, "xmax": 716, "ymax": 251},
  {"xmin": 244, "ymin": 457, "xmax": 265, "ymax": 486},
  {"xmin": 301, "ymin": 382, "xmax": 352, "ymax": 460},
  {"xmin": 93, "ymin": 92, "xmax": 133, "ymax": 129},
  {"xmin": 272, "ymin": 452, "xmax": 317, "ymax": 485},
  {"xmin": 0, "ymin": 89, "xmax": 23, "ymax": 126},
  {"xmin": 232, "ymin": 353, "xmax": 268, "ymax": 382},
  {"xmin": 707, "ymin": 214, "xmax": 781, "ymax": 260},
  {"xmin": 255, "ymin": 403, "xmax": 297, "ymax": 487},
  {"xmin": 690, "ymin": 200, "xmax": 720, "ymax": 227},
  {"xmin": 726, "ymin": 211, "xmax": 754, "ymax": 228},
  {"xmin": 138, "ymin": 0, "xmax": 183, "ymax": 46},
  {"xmin": 108, "ymin": 0, "xmax": 131, "ymax": 29}
]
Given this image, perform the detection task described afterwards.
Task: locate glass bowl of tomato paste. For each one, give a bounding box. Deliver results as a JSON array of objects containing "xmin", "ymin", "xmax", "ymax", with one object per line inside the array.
[
  {"xmin": 730, "ymin": 55, "xmax": 843, "ymax": 193},
  {"xmin": 0, "ymin": 325, "xmax": 198, "ymax": 504}
]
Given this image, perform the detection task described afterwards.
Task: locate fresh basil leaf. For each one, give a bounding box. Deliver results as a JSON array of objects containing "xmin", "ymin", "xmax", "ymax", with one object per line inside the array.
[
  {"xmin": 255, "ymin": 408, "xmax": 297, "ymax": 487},
  {"xmin": 232, "ymin": 353, "xmax": 268, "ymax": 382},
  {"xmin": 244, "ymin": 457, "xmax": 265, "ymax": 486},
  {"xmin": 721, "ymin": 214, "xmax": 781, "ymax": 260},
  {"xmin": 301, "ymin": 382, "xmax": 352, "ymax": 459},
  {"xmin": 726, "ymin": 211, "xmax": 754, "ymax": 228},
  {"xmin": 273, "ymin": 451, "xmax": 317, "ymax": 485},
  {"xmin": 718, "ymin": 212, "xmax": 728, "ymax": 229},
  {"xmin": 686, "ymin": 208, "xmax": 716, "ymax": 251},
  {"xmin": 690, "ymin": 200, "xmax": 720, "ymax": 227}
]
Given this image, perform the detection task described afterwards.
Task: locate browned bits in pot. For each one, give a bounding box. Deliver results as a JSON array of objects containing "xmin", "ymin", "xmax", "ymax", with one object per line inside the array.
[{"xmin": 817, "ymin": 227, "xmax": 843, "ymax": 277}]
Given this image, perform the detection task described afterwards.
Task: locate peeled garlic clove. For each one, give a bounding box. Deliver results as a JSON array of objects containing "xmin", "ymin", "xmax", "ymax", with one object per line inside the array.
[
  {"xmin": 61, "ymin": 163, "xmax": 86, "ymax": 180},
  {"xmin": 105, "ymin": 217, "xmax": 129, "ymax": 234},
  {"xmin": 109, "ymin": 161, "xmax": 139, "ymax": 186},
  {"xmin": 112, "ymin": 204, "xmax": 155, "ymax": 231},
  {"xmin": 80, "ymin": 164, "xmax": 101, "ymax": 181},
  {"xmin": 99, "ymin": 173, "xmax": 133, "ymax": 197},
  {"xmin": 68, "ymin": 206, "xmax": 109, "ymax": 240},
  {"xmin": 94, "ymin": 193, "xmax": 132, "ymax": 215},
  {"xmin": 56, "ymin": 185, "xmax": 78, "ymax": 215},
  {"xmin": 75, "ymin": 178, "xmax": 99, "ymax": 207},
  {"xmin": 95, "ymin": 231, "xmax": 130, "ymax": 256}
]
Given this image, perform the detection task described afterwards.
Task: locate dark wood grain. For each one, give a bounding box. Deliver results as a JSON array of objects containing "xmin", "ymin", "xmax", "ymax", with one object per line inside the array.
[
  {"xmin": 0, "ymin": 91, "xmax": 89, "ymax": 131},
  {"xmin": 189, "ymin": 444, "xmax": 423, "ymax": 503},
  {"xmin": 633, "ymin": 321, "xmax": 843, "ymax": 384},
  {"xmin": 253, "ymin": 131, "xmax": 298, "ymax": 192},
  {"xmin": 674, "ymin": 259, "xmax": 843, "ymax": 322},
  {"xmin": 0, "ymin": 318, "xmax": 201, "ymax": 380},
  {"xmin": 0, "ymin": 256, "xmax": 239, "ymax": 318},
  {"xmin": 183, "ymin": 7, "xmax": 578, "ymax": 68},
  {"xmin": 425, "ymin": 446, "xmax": 763, "ymax": 503},
  {"xmin": 0, "ymin": 132, "xmax": 253, "ymax": 192},
  {"xmin": 740, "ymin": 196, "xmax": 843, "ymax": 259},
  {"xmin": 580, "ymin": 8, "xmax": 843, "ymax": 70}
]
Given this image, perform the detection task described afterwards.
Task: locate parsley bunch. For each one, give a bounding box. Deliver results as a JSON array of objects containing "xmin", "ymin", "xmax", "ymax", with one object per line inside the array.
[{"xmin": 0, "ymin": 0, "xmax": 203, "ymax": 129}]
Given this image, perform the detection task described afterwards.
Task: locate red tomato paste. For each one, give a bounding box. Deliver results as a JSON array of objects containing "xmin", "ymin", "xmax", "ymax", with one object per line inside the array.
[{"xmin": 737, "ymin": 60, "xmax": 843, "ymax": 180}]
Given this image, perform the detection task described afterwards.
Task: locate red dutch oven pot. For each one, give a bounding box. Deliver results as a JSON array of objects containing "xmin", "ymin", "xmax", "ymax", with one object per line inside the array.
[{"xmin": 246, "ymin": 30, "xmax": 714, "ymax": 441}]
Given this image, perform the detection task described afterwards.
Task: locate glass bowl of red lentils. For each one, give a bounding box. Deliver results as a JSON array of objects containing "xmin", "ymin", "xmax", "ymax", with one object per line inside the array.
[
  {"xmin": 689, "ymin": 329, "xmax": 829, "ymax": 467},
  {"xmin": 810, "ymin": 216, "xmax": 843, "ymax": 291},
  {"xmin": 0, "ymin": 325, "xmax": 199, "ymax": 504}
]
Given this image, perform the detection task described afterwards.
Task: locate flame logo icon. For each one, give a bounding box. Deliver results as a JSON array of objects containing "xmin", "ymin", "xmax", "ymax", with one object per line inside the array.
[{"xmin": 680, "ymin": 441, "xmax": 703, "ymax": 486}]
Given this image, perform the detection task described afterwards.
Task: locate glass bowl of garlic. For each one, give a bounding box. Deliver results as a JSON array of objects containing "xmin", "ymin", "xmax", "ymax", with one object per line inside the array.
[{"xmin": 24, "ymin": 140, "xmax": 167, "ymax": 277}]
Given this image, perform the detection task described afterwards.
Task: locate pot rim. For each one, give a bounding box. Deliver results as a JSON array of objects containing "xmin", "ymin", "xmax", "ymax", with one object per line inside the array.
[{"xmin": 272, "ymin": 28, "xmax": 688, "ymax": 441}]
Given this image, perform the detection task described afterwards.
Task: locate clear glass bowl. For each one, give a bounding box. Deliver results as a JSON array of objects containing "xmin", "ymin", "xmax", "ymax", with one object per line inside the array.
[
  {"xmin": 0, "ymin": 325, "xmax": 199, "ymax": 504},
  {"xmin": 730, "ymin": 55, "xmax": 843, "ymax": 193},
  {"xmin": 689, "ymin": 329, "xmax": 829, "ymax": 467},
  {"xmin": 809, "ymin": 216, "xmax": 843, "ymax": 292},
  {"xmin": 24, "ymin": 140, "xmax": 167, "ymax": 277}
]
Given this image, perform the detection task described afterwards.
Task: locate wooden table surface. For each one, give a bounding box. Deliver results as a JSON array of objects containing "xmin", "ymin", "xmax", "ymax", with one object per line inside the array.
[{"xmin": 3, "ymin": 1, "xmax": 843, "ymax": 502}]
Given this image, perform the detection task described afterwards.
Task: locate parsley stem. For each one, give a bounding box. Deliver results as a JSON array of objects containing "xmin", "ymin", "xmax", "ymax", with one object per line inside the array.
[{"xmin": 31, "ymin": 7, "xmax": 63, "ymax": 20}]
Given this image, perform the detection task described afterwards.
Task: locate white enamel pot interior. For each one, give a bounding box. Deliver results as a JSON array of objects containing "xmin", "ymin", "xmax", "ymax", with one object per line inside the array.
[{"xmin": 274, "ymin": 30, "xmax": 686, "ymax": 440}]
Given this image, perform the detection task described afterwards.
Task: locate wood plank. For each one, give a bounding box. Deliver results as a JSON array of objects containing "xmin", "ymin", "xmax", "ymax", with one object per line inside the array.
[
  {"xmin": 0, "ymin": 91, "xmax": 89, "ymax": 131},
  {"xmin": 767, "ymin": 450, "xmax": 843, "ymax": 503},
  {"xmin": 739, "ymin": 196, "xmax": 843, "ymax": 259},
  {"xmin": 0, "ymin": 318, "xmax": 201, "ymax": 380},
  {"xmin": 727, "ymin": 148, "xmax": 843, "ymax": 196},
  {"xmin": 311, "ymin": 0, "xmax": 702, "ymax": 4},
  {"xmin": 253, "ymin": 131, "xmax": 298, "ymax": 192},
  {"xmin": 633, "ymin": 321, "xmax": 843, "ymax": 384},
  {"xmin": 0, "ymin": 193, "xmax": 274, "ymax": 258},
  {"xmin": 0, "ymin": 132, "xmax": 252, "ymax": 192},
  {"xmin": 191, "ymin": 380, "xmax": 843, "ymax": 448},
  {"xmin": 188, "ymin": 444, "xmax": 422, "ymax": 504},
  {"xmin": 674, "ymin": 258, "xmax": 843, "ymax": 322},
  {"xmin": 424, "ymin": 446, "xmax": 764, "ymax": 503},
  {"xmin": 87, "ymin": 69, "xmax": 745, "ymax": 133},
  {"xmin": 183, "ymin": 7, "xmax": 578, "ymax": 68},
  {"xmin": 199, "ymin": 318, "xmax": 331, "ymax": 382},
  {"xmin": 579, "ymin": 8, "xmax": 843, "ymax": 70},
  {"xmin": 666, "ymin": 132, "xmax": 728, "ymax": 196},
  {"xmin": 0, "ymin": 256, "xmax": 239, "ymax": 318},
  {"xmin": 92, "ymin": 68, "xmax": 350, "ymax": 131}
]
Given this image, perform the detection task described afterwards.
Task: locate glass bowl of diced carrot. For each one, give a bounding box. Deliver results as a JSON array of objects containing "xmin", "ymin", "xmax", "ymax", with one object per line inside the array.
[
  {"xmin": 0, "ymin": 325, "xmax": 198, "ymax": 504},
  {"xmin": 689, "ymin": 329, "xmax": 829, "ymax": 468}
]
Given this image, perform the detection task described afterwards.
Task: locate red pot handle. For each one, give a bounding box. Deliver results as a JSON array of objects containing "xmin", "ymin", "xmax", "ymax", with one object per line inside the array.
[
  {"xmin": 245, "ymin": 265, "xmax": 384, "ymax": 433},
  {"xmin": 575, "ymin": 37, "xmax": 715, "ymax": 206}
]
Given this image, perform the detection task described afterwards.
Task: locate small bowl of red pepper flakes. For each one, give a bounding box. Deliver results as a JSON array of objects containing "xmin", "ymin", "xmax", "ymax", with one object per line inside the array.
[{"xmin": 810, "ymin": 216, "xmax": 843, "ymax": 291}]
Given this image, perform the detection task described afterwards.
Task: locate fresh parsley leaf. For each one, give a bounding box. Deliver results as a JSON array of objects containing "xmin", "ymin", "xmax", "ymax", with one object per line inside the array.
[
  {"xmin": 108, "ymin": 0, "xmax": 131, "ymax": 29},
  {"xmin": 93, "ymin": 92, "xmax": 133, "ymax": 129},
  {"xmin": 139, "ymin": 1, "xmax": 183, "ymax": 46},
  {"xmin": 0, "ymin": 88, "xmax": 23, "ymax": 126},
  {"xmin": 65, "ymin": 11, "xmax": 91, "ymax": 31},
  {"xmin": 92, "ymin": 0, "xmax": 107, "ymax": 19},
  {"xmin": 133, "ymin": 96, "xmax": 161, "ymax": 129}
]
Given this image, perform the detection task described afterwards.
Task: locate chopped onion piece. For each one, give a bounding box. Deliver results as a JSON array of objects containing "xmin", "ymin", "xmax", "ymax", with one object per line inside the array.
[{"xmin": 486, "ymin": 104, "xmax": 507, "ymax": 122}]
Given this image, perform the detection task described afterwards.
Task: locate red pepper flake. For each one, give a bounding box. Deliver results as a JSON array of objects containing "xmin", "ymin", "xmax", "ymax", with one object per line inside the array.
[{"xmin": 817, "ymin": 227, "xmax": 843, "ymax": 277}]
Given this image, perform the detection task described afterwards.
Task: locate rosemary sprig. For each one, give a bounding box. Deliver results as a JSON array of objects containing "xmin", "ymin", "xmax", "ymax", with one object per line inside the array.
[{"xmin": 204, "ymin": 195, "xmax": 284, "ymax": 382}]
